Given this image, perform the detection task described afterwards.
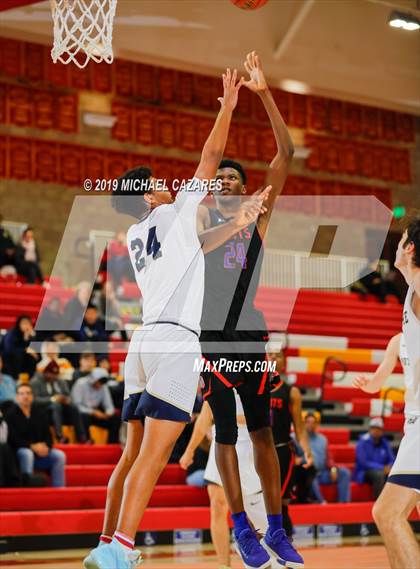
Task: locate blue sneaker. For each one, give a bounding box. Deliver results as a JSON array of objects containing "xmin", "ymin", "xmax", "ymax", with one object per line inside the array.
[
  {"xmin": 234, "ymin": 527, "xmax": 272, "ymax": 569},
  {"xmin": 83, "ymin": 540, "xmax": 107, "ymax": 569},
  {"xmin": 262, "ymin": 528, "xmax": 304, "ymax": 568},
  {"xmin": 84, "ymin": 539, "xmax": 141, "ymax": 569}
]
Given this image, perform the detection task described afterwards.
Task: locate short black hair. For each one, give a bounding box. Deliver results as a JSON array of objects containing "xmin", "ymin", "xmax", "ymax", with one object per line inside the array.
[
  {"xmin": 111, "ymin": 166, "xmax": 153, "ymax": 218},
  {"xmin": 218, "ymin": 159, "xmax": 247, "ymax": 185},
  {"xmin": 403, "ymin": 215, "xmax": 420, "ymax": 268}
]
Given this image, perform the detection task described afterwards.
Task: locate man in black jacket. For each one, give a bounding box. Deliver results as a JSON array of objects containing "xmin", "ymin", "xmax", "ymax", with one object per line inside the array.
[
  {"xmin": 31, "ymin": 360, "xmax": 87, "ymax": 443},
  {"xmin": 5, "ymin": 384, "xmax": 66, "ymax": 487}
]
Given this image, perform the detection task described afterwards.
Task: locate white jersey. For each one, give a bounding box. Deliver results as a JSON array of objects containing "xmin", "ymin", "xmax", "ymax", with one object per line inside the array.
[
  {"xmin": 126, "ymin": 179, "xmax": 207, "ymax": 335},
  {"xmin": 401, "ymin": 284, "xmax": 420, "ymax": 416}
]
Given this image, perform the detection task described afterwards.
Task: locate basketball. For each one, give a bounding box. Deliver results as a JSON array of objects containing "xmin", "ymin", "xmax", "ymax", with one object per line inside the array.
[{"xmin": 230, "ymin": 0, "xmax": 269, "ymax": 10}]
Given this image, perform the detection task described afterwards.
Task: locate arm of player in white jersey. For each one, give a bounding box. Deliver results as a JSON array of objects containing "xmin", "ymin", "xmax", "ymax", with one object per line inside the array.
[
  {"xmin": 352, "ymin": 333, "xmax": 402, "ymax": 393},
  {"xmin": 175, "ymin": 69, "xmax": 242, "ymax": 214},
  {"xmin": 196, "ymin": 186, "xmax": 271, "ymax": 254},
  {"xmin": 179, "ymin": 401, "xmax": 213, "ymax": 470}
]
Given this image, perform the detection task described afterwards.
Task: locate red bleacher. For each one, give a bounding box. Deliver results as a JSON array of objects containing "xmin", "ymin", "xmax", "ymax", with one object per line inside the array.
[
  {"xmin": 0, "ymin": 443, "xmax": 398, "ymax": 537},
  {"xmin": 0, "ymin": 283, "xmax": 407, "ymax": 539}
]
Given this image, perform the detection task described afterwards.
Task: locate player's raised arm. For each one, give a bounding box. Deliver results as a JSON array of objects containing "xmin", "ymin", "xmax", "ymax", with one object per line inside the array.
[
  {"xmin": 194, "ymin": 69, "xmax": 244, "ymax": 181},
  {"xmin": 243, "ymin": 51, "xmax": 294, "ymax": 237},
  {"xmin": 352, "ymin": 333, "xmax": 401, "ymax": 393},
  {"xmin": 197, "ymin": 185, "xmax": 271, "ymax": 253}
]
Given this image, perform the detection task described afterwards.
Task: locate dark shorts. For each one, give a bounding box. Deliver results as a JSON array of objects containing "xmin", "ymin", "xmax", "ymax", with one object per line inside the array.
[
  {"xmin": 121, "ymin": 392, "xmax": 145, "ymax": 423},
  {"xmin": 276, "ymin": 442, "xmax": 296, "ymax": 500},
  {"xmin": 200, "ymin": 330, "xmax": 269, "ymax": 397},
  {"xmin": 388, "ymin": 474, "xmax": 420, "ymax": 491},
  {"xmin": 122, "ymin": 390, "xmax": 191, "ymax": 423}
]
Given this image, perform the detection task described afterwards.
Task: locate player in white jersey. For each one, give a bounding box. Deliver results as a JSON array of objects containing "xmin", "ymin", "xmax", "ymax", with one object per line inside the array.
[
  {"xmin": 180, "ymin": 393, "xmax": 268, "ymax": 569},
  {"xmin": 83, "ymin": 69, "xmax": 267, "ymax": 569},
  {"xmin": 353, "ymin": 215, "xmax": 420, "ymax": 569}
]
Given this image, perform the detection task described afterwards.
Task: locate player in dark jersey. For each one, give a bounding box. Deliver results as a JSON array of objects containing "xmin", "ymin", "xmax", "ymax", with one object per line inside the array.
[
  {"xmin": 197, "ymin": 52, "xmax": 303, "ymax": 569},
  {"xmin": 268, "ymin": 349, "xmax": 312, "ymax": 538}
]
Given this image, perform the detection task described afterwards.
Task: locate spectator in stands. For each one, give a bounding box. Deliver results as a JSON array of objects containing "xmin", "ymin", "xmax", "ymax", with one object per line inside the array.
[
  {"xmin": 0, "ymin": 215, "xmax": 16, "ymax": 274},
  {"xmin": 98, "ymin": 281, "xmax": 128, "ymax": 341},
  {"xmin": 98, "ymin": 357, "xmax": 123, "ymax": 412},
  {"xmin": 107, "ymin": 230, "xmax": 134, "ymax": 285},
  {"xmin": 5, "ymin": 384, "xmax": 66, "ymax": 487},
  {"xmin": 15, "ymin": 227, "xmax": 43, "ymax": 284},
  {"xmin": 72, "ymin": 351, "xmax": 97, "ymax": 383},
  {"xmin": 0, "ymin": 410, "xmax": 19, "ymax": 487},
  {"xmin": 353, "ymin": 417, "xmax": 395, "ymax": 499},
  {"xmin": 1, "ymin": 315, "xmax": 39, "ymax": 379},
  {"xmin": 356, "ymin": 258, "xmax": 403, "ymax": 304},
  {"xmin": 304, "ymin": 412, "xmax": 351, "ymax": 503},
  {"xmin": 71, "ymin": 367, "xmax": 119, "ymax": 443},
  {"xmin": 36, "ymin": 297, "xmax": 67, "ymax": 341},
  {"xmin": 78, "ymin": 304, "xmax": 109, "ymax": 344},
  {"xmin": 36, "ymin": 340, "xmax": 74, "ymax": 382},
  {"xmin": 0, "ymin": 355, "xmax": 16, "ymax": 407},
  {"xmin": 31, "ymin": 360, "xmax": 87, "ymax": 443},
  {"xmin": 63, "ymin": 282, "xmax": 91, "ymax": 333}
]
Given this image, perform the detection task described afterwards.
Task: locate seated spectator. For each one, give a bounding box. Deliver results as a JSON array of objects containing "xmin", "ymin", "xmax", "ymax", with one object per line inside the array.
[
  {"xmin": 353, "ymin": 417, "xmax": 395, "ymax": 498},
  {"xmin": 31, "ymin": 360, "xmax": 88, "ymax": 443},
  {"xmin": 0, "ymin": 411, "xmax": 19, "ymax": 487},
  {"xmin": 99, "ymin": 281, "xmax": 128, "ymax": 341},
  {"xmin": 107, "ymin": 230, "xmax": 134, "ymax": 285},
  {"xmin": 15, "ymin": 227, "xmax": 43, "ymax": 284},
  {"xmin": 71, "ymin": 368, "xmax": 119, "ymax": 443},
  {"xmin": 36, "ymin": 297, "xmax": 67, "ymax": 341},
  {"xmin": 98, "ymin": 357, "xmax": 123, "ymax": 411},
  {"xmin": 63, "ymin": 282, "xmax": 92, "ymax": 334},
  {"xmin": 305, "ymin": 412, "xmax": 351, "ymax": 503},
  {"xmin": 356, "ymin": 259, "xmax": 403, "ymax": 304},
  {"xmin": 0, "ymin": 215, "xmax": 17, "ymax": 274},
  {"xmin": 72, "ymin": 351, "xmax": 97, "ymax": 383},
  {"xmin": 0, "ymin": 355, "xmax": 16, "ymax": 407},
  {"xmin": 5, "ymin": 384, "xmax": 66, "ymax": 487},
  {"xmin": 78, "ymin": 304, "xmax": 109, "ymax": 344},
  {"xmin": 36, "ymin": 341, "xmax": 74, "ymax": 382},
  {"xmin": 1, "ymin": 315, "xmax": 39, "ymax": 379}
]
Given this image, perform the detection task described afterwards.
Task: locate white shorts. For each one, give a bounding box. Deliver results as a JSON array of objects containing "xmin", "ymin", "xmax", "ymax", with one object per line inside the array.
[
  {"xmin": 388, "ymin": 415, "xmax": 420, "ymax": 493},
  {"xmin": 123, "ymin": 323, "xmax": 201, "ymax": 422}
]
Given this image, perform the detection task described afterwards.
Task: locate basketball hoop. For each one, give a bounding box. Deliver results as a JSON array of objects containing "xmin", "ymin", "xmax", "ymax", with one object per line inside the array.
[{"xmin": 50, "ymin": 0, "xmax": 118, "ymax": 69}]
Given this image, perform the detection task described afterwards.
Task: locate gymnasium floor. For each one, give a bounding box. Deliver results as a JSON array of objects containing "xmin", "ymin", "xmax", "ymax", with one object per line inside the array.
[{"xmin": 1, "ymin": 542, "xmax": 391, "ymax": 569}]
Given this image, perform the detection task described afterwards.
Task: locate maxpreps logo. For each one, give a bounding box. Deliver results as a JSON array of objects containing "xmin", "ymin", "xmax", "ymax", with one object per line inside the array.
[{"xmin": 194, "ymin": 358, "xmax": 275, "ymax": 374}]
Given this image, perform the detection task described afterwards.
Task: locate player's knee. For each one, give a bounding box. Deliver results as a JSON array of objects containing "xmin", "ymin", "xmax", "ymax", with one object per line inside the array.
[
  {"xmin": 372, "ymin": 497, "xmax": 391, "ymax": 528},
  {"xmin": 249, "ymin": 426, "xmax": 274, "ymax": 449},
  {"xmin": 210, "ymin": 492, "xmax": 228, "ymax": 518}
]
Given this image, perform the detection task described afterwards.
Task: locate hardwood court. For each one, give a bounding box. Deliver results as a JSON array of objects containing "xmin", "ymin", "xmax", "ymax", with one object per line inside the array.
[{"xmin": 0, "ymin": 543, "xmax": 390, "ymax": 569}]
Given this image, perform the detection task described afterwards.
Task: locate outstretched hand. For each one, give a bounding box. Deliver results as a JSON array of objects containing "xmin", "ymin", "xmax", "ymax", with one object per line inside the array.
[
  {"xmin": 218, "ymin": 68, "xmax": 244, "ymax": 111},
  {"xmin": 233, "ymin": 185, "xmax": 272, "ymax": 228},
  {"xmin": 352, "ymin": 375, "xmax": 370, "ymax": 392},
  {"xmin": 243, "ymin": 51, "xmax": 268, "ymax": 94}
]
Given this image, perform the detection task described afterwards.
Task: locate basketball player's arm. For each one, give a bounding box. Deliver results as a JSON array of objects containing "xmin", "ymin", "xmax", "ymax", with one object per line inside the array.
[
  {"xmin": 242, "ymin": 52, "xmax": 294, "ymax": 238},
  {"xmin": 179, "ymin": 401, "xmax": 213, "ymax": 470},
  {"xmin": 352, "ymin": 333, "xmax": 401, "ymax": 393},
  {"xmin": 197, "ymin": 187, "xmax": 271, "ymax": 253},
  {"xmin": 194, "ymin": 69, "xmax": 243, "ymax": 181},
  {"xmin": 290, "ymin": 386, "xmax": 313, "ymax": 467}
]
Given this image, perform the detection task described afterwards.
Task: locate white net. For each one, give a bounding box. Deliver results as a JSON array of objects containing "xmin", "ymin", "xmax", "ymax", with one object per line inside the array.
[{"xmin": 50, "ymin": 0, "xmax": 118, "ymax": 69}]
